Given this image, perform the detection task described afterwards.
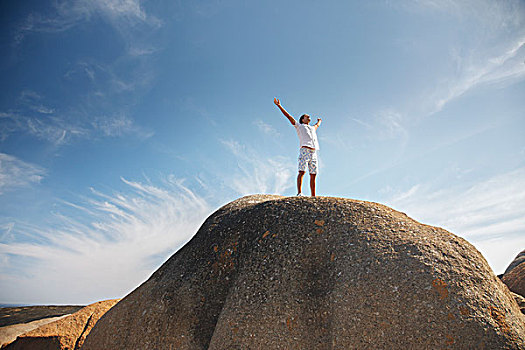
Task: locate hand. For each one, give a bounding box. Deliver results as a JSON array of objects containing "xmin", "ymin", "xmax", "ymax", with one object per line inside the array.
[
  {"xmin": 317, "ymin": 118, "xmax": 322, "ymax": 123},
  {"xmin": 274, "ymin": 98, "xmax": 281, "ymax": 106}
]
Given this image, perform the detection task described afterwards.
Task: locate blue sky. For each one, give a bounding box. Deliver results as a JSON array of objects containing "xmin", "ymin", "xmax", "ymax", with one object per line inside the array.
[{"xmin": 1, "ymin": 0, "xmax": 524, "ymax": 305}]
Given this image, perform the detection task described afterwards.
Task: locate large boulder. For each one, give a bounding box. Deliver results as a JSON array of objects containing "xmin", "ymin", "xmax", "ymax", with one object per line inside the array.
[
  {"xmin": 4, "ymin": 299, "xmax": 119, "ymax": 350},
  {"xmin": 503, "ymin": 263, "xmax": 525, "ymax": 299},
  {"xmin": 504, "ymin": 250, "xmax": 525, "ymax": 275},
  {"xmin": 84, "ymin": 195, "xmax": 525, "ymax": 349},
  {"xmin": 503, "ymin": 249, "xmax": 525, "ymax": 298}
]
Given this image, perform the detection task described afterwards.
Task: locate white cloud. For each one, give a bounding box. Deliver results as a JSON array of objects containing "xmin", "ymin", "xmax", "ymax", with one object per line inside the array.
[
  {"xmin": 128, "ymin": 46, "xmax": 159, "ymax": 57},
  {"xmin": 15, "ymin": 0, "xmax": 161, "ymax": 43},
  {"xmin": 7, "ymin": 0, "xmax": 161, "ymax": 146},
  {"xmin": 0, "ymin": 176, "xmax": 212, "ymax": 304},
  {"xmin": 2, "ymin": 91, "xmax": 89, "ymax": 145},
  {"xmin": 64, "ymin": 58, "xmax": 155, "ymax": 95},
  {"xmin": 430, "ymin": 37, "xmax": 525, "ymax": 114},
  {"xmin": 17, "ymin": 90, "xmax": 56, "ymax": 115},
  {"xmin": 376, "ymin": 109, "xmax": 409, "ymax": 140},
  {"xmin": 403, "ymin": 0, "xmax": 524, "ymax": 25},
  {"xmin": 384, "ymin": 167, "xmax": 525, "ymax": 273},
  {"xmin": 91, "ymin": 114, "xmax": 154, "ymax": 139},
  {"xmin": 1, "ymin": 89, "xmax": 153, "ymax": 146},
  {"xmin": 387, "ymin": 167, "xmax": 525, "ymax": 237},
  {"xmin": 0, "ymin": 154, "xmax": 46, "ymax": 195},
  {"xmin": 1, "ymin": 110, "xmax": 88, "ymax": 146},
  {"xmin": 253, "ymin": 120, "xmax": 281, "ymax": 138},
  {"xmin": 178, "ymin": 97, "xmax": 217, "ymax": 126},
  {"xmin": 400, "ymin": 0, "xmax": 525, "ymax": 115},
  {"xmin": 221, "ymin": 139, "xmax": 294, "ymax": 195}
]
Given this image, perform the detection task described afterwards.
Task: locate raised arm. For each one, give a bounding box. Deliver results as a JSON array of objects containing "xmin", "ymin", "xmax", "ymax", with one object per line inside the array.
[
  {"xmin": 314, "ymin": 118, "xmax": 322, "ymax": 129},
  {"xmin": 274, "ymin": 98, "xmax": 296, "ymax": 125}
]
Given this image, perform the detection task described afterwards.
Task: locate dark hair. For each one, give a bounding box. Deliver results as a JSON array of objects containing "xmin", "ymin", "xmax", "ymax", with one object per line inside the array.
[{"xmin": 299, "ymin": 114, "xmax": 309, "ymax": 124}]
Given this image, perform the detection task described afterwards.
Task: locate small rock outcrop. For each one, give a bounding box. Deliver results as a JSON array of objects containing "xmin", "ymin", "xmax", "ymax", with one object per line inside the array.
[
  {"xmin": 4, "ymin": 299, "xmax": 119, "ymax": 349},
  {"xmin": 84, "ymin": 195, "xmax": 525, "ymax": 349},
  {"xmin": 512, "ymin": 292, "xmax": 525, "ymax": 314},
  {"xmin": 0, "ymin": 306, "xmax": 83, "ymax": 328},
  {"xmin": 503, "ymin": 249, "xmax": 525, "ymax": 298},
  {"xmin": 504, "ymin": 250, "xmax": 525, "ymax": 275},
  {"xmin": 0, "ymin": 316, "xmax": 67, "ymax": 348}
]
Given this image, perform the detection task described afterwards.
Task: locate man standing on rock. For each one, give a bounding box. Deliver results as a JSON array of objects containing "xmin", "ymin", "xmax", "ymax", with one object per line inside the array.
[{"xmin": 274, "ymin": 98, "xmax": 322, "ymax": 197}]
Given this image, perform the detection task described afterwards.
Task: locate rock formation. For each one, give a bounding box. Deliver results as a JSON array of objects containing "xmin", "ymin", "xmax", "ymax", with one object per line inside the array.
[
  {"xmin": 0, "ymin": 315, "xmax": 68, "ymax": 348},
  {"xmin": 512, "ymin": 293, "xmax": 525, "ymax": 315},
  {"xmin": 503, "ymin": 249, "xmax": 525, "ymax": 298},
  {"xmin": 3, "ymin": 299, "xmax": 118, "ymax": 349},
  {"xmin": 505, "ymin": 250, "xmax": 525, "ymax": 275},
  {"xmin": 84, "ymin": 195, "xmax": 525, "ymax": 349},
  {"xmin": 0, "ymin": 306, "xmax": 83, "ymax": 328}
]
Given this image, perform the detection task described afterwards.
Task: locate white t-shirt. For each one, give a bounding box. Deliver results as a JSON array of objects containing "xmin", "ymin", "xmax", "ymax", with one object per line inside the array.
[{"xmin": 294, "ymin": 122, "xmax": 319, "ymax": 150}]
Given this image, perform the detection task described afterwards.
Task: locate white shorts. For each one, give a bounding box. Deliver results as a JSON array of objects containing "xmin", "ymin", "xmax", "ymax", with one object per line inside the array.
[{"xmin": 298, "ymin": 148, "xmax": 318, "ymax": 174}]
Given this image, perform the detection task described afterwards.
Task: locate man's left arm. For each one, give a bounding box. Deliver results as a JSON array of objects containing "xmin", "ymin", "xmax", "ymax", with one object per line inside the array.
[{"xmin": 314, "ymin": 118, "xmax": 322, "ymax": 129}]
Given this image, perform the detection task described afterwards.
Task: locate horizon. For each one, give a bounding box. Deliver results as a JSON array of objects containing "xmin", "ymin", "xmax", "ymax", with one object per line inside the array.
[{"xmin": 1, "ymin": 0, "xmax": 524, "ymax": 305}]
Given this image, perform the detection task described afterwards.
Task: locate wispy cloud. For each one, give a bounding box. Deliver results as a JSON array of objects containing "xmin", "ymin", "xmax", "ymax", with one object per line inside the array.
[
  {"xmin": 0, "ymin": 176, "xmax": 212, "ymax": 304},
  {"xmin": 329, "ymin": 109, "xmax": 410, "ymax": 186},
  {"xmin": 399, "ymin": 0, "xmax": 525, "ymax": 115},
  {"xmin": 375, "ymin": 109, "xmax": 409, "ymax": 140},
  {"xmin": 221, "ymin": 139, "xmax": 294, "ymax": 195},
  {"xmin": 253, "ymin": 119, "xmax": 281, "ymax": 138},
  {"xmin": 6, "ymin": 0, "xmax": 162, "ymax": 147},
  {"xmin": 178, "ymin": 97, "xmax": 218, "ymax": 126},
  {"xmin": 1, "ymin": 109, "xmax": 151, "ymax": 147},
  {"xmin": 91, "ymin": 114, "xmax": 154, "ymax": 139},
  {"xmin": 19, "ymin": 90, "xmax": 56, "ymax": 115},
  {"xmin": 429, "ymin": 37, "xmax": 525, "ymax": 114},
  {"xmin": 402, "ymin": 0, "xmax": 524, "ymax": 24},
  {"xmin": 15, "ymin": 0, "xmax": 161, "ymax": 44},
  {"xmin": 1, "ymin": 90, "xmax": 153, "ymax": 146},
  {"xmin": 383, "ymin": 167, "xmax": 525, "ymax": 273},
  {"xmin": 327, "ymin": 109, "xmax": 408, "ymax": 150},
  {"xmin": 63, "ymin": 59, "xmax": 155, "ymax": 95},
  {"xmin": 386, "ymin": 167, "xmax": 525, "ymax": 238},
  {"xmin": 0, "ymin": 154, "xmax": 46, "ymax": 195}
]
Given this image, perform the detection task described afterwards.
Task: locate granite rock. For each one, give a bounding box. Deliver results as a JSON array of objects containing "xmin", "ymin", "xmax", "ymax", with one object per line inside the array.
[
  {"xmin": 83, "ymin": 195, "xmax": 525, "ymax": 349},
  {"xmin": 0, "ymin": 306, "xmax": 83, "ymax": 328},
  {"xmin": 504, "ymin": 250, "xmax": 525, "ymax": 275},
  {"xmin": 511, "ymin": 292, "xmax": 525, "ymax": 315},
  {"xmin": 4, "ymin": 299, "xmax": 119, "ymax": 350},
  {"xmin": 503, "ymin": 262, "xmax": 525, "ymax": 299}
]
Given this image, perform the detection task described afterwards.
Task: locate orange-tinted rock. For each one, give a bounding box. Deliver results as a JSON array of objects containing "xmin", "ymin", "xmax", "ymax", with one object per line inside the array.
[
  {"xmin": 84, "ymin": 195, "xmax": 525, "ymax": 349},
  {"xmin": 0, "ymin": 315, "xmax": 67, "ymax": 348},
  {"xmin": 0, "ymin": 306, "xmax": 83, "ymax": 328},
  {"xmin": 4, "ymin": 299, "xmax": 119, "ymax": 350}
]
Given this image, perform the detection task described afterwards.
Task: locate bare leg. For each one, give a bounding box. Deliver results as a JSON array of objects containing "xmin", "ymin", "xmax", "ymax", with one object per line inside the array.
[
  {"xmin": 310, "ymin": 173, "xmax": 316, "ymax": 197},
  {"xmin": 297, "ymin": 171, "xmax": 305, "ymax": 194}
]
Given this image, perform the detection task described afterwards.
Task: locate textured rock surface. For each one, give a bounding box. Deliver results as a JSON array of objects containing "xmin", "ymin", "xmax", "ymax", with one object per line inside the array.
[
  {"xmin": 504, "ymin": 250, "xmax": 525, "ymax": 275},
  {"xmin": 0, "ymin": 306, "xmax": 83, "ymax": 328},
  {"xmin": 4, "ymin": 299, "xmax": 118, "ymax": 349},
  {"xmin": 0, "ymin": 315, "xmax": 68, "ymax": 348},
  {"xmin": 503, "ymin": 262, "xmax": 525, "ymax": 298},
  {"xmin": 84, "ymin": 195, "xmax": 525, "ymax": 349},
  {"xmin": 512, "ymin": 292, "xmax": 525, "ymax": 315}
]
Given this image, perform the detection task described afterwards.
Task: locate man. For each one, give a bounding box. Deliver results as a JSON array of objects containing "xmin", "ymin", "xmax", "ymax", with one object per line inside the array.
[{"xmin": 274, "ymin": 98, "xmax": 322, "ymax": 196}]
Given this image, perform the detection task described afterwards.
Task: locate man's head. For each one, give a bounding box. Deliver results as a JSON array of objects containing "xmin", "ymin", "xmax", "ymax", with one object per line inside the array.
[{"xmin": 299, "ymin": 114, "xmax": 311, "ymax": 124}]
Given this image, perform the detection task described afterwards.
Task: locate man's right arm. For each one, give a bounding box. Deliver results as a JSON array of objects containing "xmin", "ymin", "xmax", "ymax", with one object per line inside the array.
[{"xmin": 274, "ymin": 98, "xmax": 296, "ymax": 125}]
